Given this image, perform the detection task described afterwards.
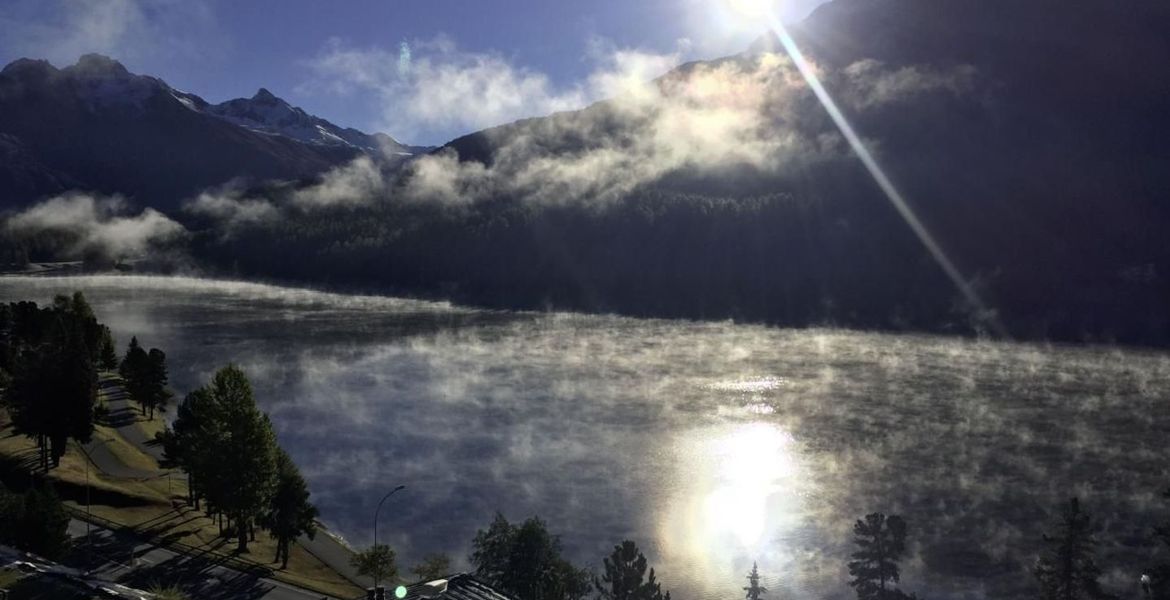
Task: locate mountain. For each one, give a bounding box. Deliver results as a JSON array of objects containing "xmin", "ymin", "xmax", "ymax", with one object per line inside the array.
[
  {"xmin": 0, "ymin": 54, "xmax": 423, "ymax": 209},
  {"xmin": 205, "ymin": 87, "xmax": 427, "ymax": 156},
  {"xmin": 195, "ymin": 0, "xmax": 1170, "ymax": 346}
]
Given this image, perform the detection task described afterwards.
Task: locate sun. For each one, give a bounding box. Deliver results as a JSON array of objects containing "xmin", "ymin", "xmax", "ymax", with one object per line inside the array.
[{"xmin": 725, "ymin": 0, "xmax": 777, "ymax": 19}]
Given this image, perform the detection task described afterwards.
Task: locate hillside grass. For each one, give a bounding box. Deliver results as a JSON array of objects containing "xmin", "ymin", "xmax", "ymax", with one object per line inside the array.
[{"xmin": 0, "ymin": 412, "xmax": 361, "ymax": 600}]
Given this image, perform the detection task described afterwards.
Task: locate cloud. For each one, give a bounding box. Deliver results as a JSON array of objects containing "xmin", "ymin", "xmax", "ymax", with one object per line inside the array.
[
  {"xmin": 277, "ymin": 38, "xmax": 979, "ymax": 213},
  {"xmin": 4, "ymin": 192, "xmax": 185, "ymax": 258},
  {"xmin": 841, "ymin": 59, "xmax": 977, "ymax": 109},
  {"xmin": 185, "ymin": 187, "xmax": 281, "ymax": 230},
  {"xmin": 391, "ymin": 51, "xmax": 984, "ymax": 208},
  {"xmin": 0, "ymin": 0, "xmax": 221, "ymax": 67},
  {"xmin": 299, "ymin": 36, "xmax": 688, "ymax": 144},
  {"xmin": 184, "ymin": 156, "xmax": 390, "ymax": 231},
  {"xmin": 400, "ymin": 50, "xmax": 846, "ymax": 206},
  {"xmin": 291, "ymin": 156, "xmax": 385, "ymax": 209}
]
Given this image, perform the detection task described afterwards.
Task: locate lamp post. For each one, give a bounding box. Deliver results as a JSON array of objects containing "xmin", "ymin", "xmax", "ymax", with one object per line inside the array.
[
  {"xmin": 85, "ymin": 452, "xmax": 91, "ymax": 540},
  {"xmin": 373, "ymin": 485, "xmax": 406, "ymax": 592}
]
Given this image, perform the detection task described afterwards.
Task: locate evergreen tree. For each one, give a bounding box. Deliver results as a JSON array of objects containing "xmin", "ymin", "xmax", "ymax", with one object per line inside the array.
[
  {"xmin": 471, "ymin": 513, "xmax": 517, "ymax": 588},
  {"xmin": 6, "ymin": 348, "xmax": 56, "ymax": 471},
  {"xmin": 351, "ymin": 544, "xmax": 398, "ymax": 584},
  {"xmin": 158, "ymin": 387, "xmax": 217, "ymax": 508},
  {"xmin": 120, "ymin": 336, "xmax": 150, "ymax": 414},
  {"xmin": 144, "ymin": 347, "xmax": 172, "ymax": 419},
  {"xmin": 411, "ymin": 554, "xmax": 453, "ymax": 582},
  {"xmin": 0, "ymin": 486, "xmax": 24, "ymax": 546},
  {"xmin": 55, "ymin": 292, "xmax": 102, "ymax": 364},
  {"xmin": 5, "ymin": 324, "xmax": 96, "ymax": 469},
  {"xmin": 204, "ymin": 365, "xmax": 278, "ymax": 553},
  {"xmin": 848, "ymin": 513, "xmax": 918, "ymax": 600},
  {"xmin": 595, "ymin": 540, "xmax": 671, "ymax": 600},
  {"xmin": 13, "ymin": 484, "xmax": 71, "ymax": 559},
  {"xmin": 48, "ymin": 325, "xmax": 96, "ymax": 466},
  {"xmin": 261, "ymin": 449, "xmax": 318, "ymax": 569},
  {"xmin": 98, "ymin": 327, "xmax": 119, "ymax": 370},
  {"xmin": 1033, "ymin": 497, "xmax": 1115, "ymax": 600},
  {"xmin": 744, "ymin": 562, "xmax": 767, "ymax": 600},
  {"xmin": 470, "ymin": 514, "xmax": 590, "ymax": 600}
]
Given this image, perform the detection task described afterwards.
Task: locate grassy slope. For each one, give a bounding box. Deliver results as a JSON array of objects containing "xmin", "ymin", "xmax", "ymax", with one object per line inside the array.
[{"xmin": 0, "ymin": 412, "xmax": 361, "ymax": 599}]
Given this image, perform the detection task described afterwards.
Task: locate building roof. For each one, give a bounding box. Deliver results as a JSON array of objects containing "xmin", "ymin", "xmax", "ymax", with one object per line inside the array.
[{"xmin": 400, "ymin": 573, "xmax": 518, "ymax": 600}]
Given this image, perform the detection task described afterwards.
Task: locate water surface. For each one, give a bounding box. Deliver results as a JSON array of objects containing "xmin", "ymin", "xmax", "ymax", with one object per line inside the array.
[{"xmin": 1, "ymin": 275, "xmax": 1167, "ymax": 600}]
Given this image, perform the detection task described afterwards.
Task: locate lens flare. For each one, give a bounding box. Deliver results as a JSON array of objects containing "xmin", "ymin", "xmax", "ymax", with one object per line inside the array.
[{"xmin": 734, "ymin": 2, "xmax": 1005, "ymax": 336}]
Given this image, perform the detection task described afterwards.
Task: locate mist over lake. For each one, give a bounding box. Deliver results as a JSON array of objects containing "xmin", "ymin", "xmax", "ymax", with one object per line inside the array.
[{"xmin": 1, "ymin": 274, "xmax": 1166, "ymax": 600}]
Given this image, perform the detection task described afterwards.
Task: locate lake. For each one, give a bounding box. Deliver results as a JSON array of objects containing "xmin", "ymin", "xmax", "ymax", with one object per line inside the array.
[{"xmin": 1, "ymin": 274, "xmax": 1166, "ymax": 600}]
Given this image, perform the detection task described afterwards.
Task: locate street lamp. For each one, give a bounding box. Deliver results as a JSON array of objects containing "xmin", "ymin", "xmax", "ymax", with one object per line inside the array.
[
  {"xmin": 85, "ymin": 453, "xmax": 91, "ymax": 540},
  {"xmin": 373, "ymin": 485, "xmax": 406, "ymax": 592}
]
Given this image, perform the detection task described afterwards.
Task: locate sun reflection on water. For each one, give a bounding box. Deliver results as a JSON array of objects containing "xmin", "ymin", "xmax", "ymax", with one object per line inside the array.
[{"xmin": 660, "ymin": 420, "xmax": 808, "ymax": 597}]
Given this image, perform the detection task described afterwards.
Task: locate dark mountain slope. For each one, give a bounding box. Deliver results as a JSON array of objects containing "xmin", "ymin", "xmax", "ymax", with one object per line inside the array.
[
  {"xmin": 196, "ymin": 0, "xmax": 1170, "ymax": 345},
  {"xmin": 0, "ymin": 55, "xmax": 404, "ymax": 209}
]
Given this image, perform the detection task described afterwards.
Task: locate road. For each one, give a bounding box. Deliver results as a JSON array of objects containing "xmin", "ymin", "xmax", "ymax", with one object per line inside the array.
[{"xmin": 65, "ymin": 519, "xmax": 342, "ymax": 600}]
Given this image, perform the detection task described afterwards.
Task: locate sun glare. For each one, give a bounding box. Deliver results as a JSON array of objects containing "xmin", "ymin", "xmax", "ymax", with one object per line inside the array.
[
  {"xmin": 725, "ymin": 0, "xmax": 777, "ymax": 19},
  {"xmin": 705, "ymin": 422, "xmax": 798, "ymax": 546},
  {"xmin": 659, "ymin": 421, "xmax": 806, "ymax": 595}
]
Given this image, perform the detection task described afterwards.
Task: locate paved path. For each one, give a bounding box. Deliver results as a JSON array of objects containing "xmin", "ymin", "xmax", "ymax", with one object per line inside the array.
[
  {"xmin": 299, "ymin": 526, "xmax": 371, "ymax": 589},
  {"xmin": 78, "ymin": 375, "xmax": 166, "ymax": 480},
  {"xmin": 63, "ymin": 518, "xmax": 344, "ymax": 600},
  {"xmin": 96, "ymin": 373, "xmax": 165, "ymax": 462}
]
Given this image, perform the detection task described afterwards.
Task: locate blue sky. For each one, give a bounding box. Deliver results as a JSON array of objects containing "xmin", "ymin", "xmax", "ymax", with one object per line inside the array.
[{"xmin": 0, "ymin": 0, "xmax": 828, "ymax": 145}]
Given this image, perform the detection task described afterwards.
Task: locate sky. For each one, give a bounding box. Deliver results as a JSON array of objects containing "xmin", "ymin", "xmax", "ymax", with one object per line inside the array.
[{"xmin": 0, "ymin": 0, "xmax": 829, "ymax": 145}]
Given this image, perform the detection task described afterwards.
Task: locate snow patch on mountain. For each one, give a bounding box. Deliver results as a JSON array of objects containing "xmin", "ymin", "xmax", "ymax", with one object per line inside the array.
[{"xmin": 206, "ymin": 88, "xmax": 416, "ymax": 156}]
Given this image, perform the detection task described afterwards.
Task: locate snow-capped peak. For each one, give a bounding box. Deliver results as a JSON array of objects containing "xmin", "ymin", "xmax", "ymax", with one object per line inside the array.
[{"xmin": 206, "ymin": 88, "xmax": 411, "ymax": 155}]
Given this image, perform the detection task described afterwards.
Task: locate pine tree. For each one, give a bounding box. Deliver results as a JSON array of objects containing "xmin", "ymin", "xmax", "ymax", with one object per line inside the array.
[
  {"xmin": 1033, "ymin": 497, "xmax": 1115, "ymax": 600},
  {"xmin": 159, "ymin": 387, "xmax": 217, "ymax": 508},
  {"xmin": 144, "ymin": 348, "xmax": 172, "ymax": 419},
  {"xmin": 120, "ymin": 336, "xmax": 150, "ymax": 414},
  {"xmin": 471, "ymin": 513, "xmax": 517, "ymax": 588},
  {"xmin": 848, "ymin": 513, "xmax": 916, "ymax": 600},
  {"xmin": 6, "ymin": 323, "xmax": 96, "ymax": 469},
  {"xmin": 744, "ymin": 562, "xmax": 767, "ymax": 600},
  {"xmin": 470, "ymin": 514, "xmax": 590, "ymax": 600},
  {"xmin": 17, "ymin": 484, "xmax": 71, "ymax": 559},
  {"xmin": 98, "ymin": 327, "xmax": 119, "ymax": 370},
  {"xmin": 204, "ymin": 365, "xmax": 278, "ymax": 553},
  {"xmin": 49, "ymin": 325, "xmax": 96, "ymax": 466},
  {"xmin": 6, "ymin": 348, "xmax": 56, "ymax": 471},
  {"xmin": 595, "ymin": 540, "xmax": 671, "ymax": 600},
  {"xmin": 261, "ymin": 449, "xmax": 318, "ymax": 568}
]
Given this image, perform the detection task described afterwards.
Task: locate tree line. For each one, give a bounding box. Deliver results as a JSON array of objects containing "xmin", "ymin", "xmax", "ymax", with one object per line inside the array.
[
  {"xmin": 0, "ymin": 291, "xmax": 174, "ymax": 469},
  {"xmin": 0, "ymin": 292, "xmax": 108, "ymax": 471},
  {"xmin": 0, "ymin": 291, "xmax": 154, "ymax": 563},
  {"xmin": 157, "ymin": 364, "xmax": 318, "ymax": 567},
  {"xmin": 119, "ymin": 335, "xmax": 172, "ymax": 419},
  {"xmin": 0, "ymin": 483, "xmax": 71, "ymax": 560},
  {"xmin": 352, "ymin": 514, "xmax": 670, "ymax": 600},
  {"xmin": 352, "ymin": 493, "xmax": 1170, "ymax": 600},
  {"xmin": 2, "ymin": 293, "xmax": 1166, "ymax": 597}
]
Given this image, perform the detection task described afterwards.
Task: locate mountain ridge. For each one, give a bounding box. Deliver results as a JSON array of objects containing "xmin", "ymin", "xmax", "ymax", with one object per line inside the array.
[{"xmin": 0, "ymin": 54, "xmax": 427, "ymax": 209}]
